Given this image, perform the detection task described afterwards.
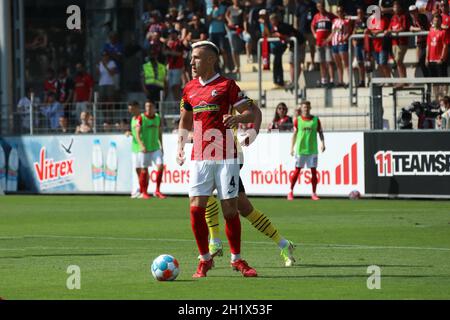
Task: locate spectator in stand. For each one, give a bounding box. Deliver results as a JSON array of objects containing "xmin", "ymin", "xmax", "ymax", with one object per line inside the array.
[
  {"xmin": 184, "ymin": 14, "xmax": 208, "ymax": 44},
  {"xmin": 241, "ymin": 1, "xmax": 254, "ymax": 64},
  {"xmin": 439, "ymin": 95, "xmax": 450, "ymax": 129},
  {"xmin": 386, "ymin": 1, "xmax": 410, "ymax": 83},
  {"xmin": 209, "ymin": 0, "xmax": 232, "ymax": 72},
  {"xmin": 103, "ymin": 31, "xmax": 124, "ymax": 93},
  {"xmin": 269, "ymin": 13, "xmax": 305, "ymax": 90},
  {"xmin": 58, "ymin": 116, "xmax": 70, "ymax": 133},
  {"xmin": 295, "ymin": 0, "xmax": 318, "ymax": 71},
  {"xmin": 367, "ymin": 10, "xmax": 391, "ymax": 79},
  {"xmin": 145, "ymin": 10, "xmax": 167, "ymax": 53},
  {"xmin": 426, "ymin": 14, "xmax": 450, "ymax": 100},
  {"xmin": 327, "ymin": 5, "xmax": 352, "ymax": 88},
  {"xmin": 43, "ymin": 68, "xmax": 59, "ymax": 103},
  {"xmin": 163, "ymin": 29, "xmax": 185, "ymax": 101},
  {"xmin": 97, "ymin": 51, "xmax": 118, "ymax": 126},
  {"xmin": 40, "ymin": 92, "xmax": 64, "ymax": 132},
  {"xmin": 352, "ymin": 6, "xmax": 367, "ymax": 87},
  {"xmin": 73, "ymin": 62, "xmax": 94, "ymax": 121},
  {"xmin": 225, "ymin": 0, "xmax": 246, "ymax": 75},
  {"xmin": 268, "ymin": 102, "xmax": 294, "ymax": 132},
  {"xmin": 142, "ymin": 2, "xmax": 158, "ymax": 31},
  {"xmin": 141, "ymin": 47, "xmax": 167, "ymax": 105},
  {"xmin": 439, "ymin": 0, "xmax": 450, "ymax": 29},
  {"xmin": 409, "ymin": 5, "xmax": 429, "ymax": 77},
  {"xmin": 75, "ymin": 111, "xmax": 93, "ymax": 134},
  {"xmin": 267, "ymin": 13, "xmax": 288, "ymax": 88},
  {"xmin": 311, "ymin": 0, "xmax": 336, "ymax": 88},
  {"xmin": 17, "ymin": 87, "xmax": 40, "ymax": 133},
  {"xmin": 56, "ymin": 66, "xmax": 74, "ymax": 116}
]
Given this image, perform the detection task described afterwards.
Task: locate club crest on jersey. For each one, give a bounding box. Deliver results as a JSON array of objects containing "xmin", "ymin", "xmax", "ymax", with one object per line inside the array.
[{"xmin": 211, "ymin": 90, "xmax": 218, "ymax": 97}]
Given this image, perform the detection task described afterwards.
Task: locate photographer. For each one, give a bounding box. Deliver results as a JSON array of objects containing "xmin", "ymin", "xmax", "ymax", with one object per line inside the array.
[
  {"xmin": 439, "ymin": 96, "xmax": 450, "ymax": 129},
  {"xmin": 398, "ymin": 101, "xmax": 443, "ymax": 129}
]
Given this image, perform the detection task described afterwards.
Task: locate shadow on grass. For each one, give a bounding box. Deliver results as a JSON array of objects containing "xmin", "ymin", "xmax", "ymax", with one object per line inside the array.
[
  {"xmin": 260, "ymin": 264, "xmax": 433, "ymax": 269},
  {"xmin": 0, "ymin": 253, "xmax": 116, "ymax": 259}
]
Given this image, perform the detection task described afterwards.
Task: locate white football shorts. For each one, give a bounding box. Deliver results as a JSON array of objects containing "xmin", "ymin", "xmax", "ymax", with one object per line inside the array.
[
  {"xmin": 132, "ymin": 149, "xmax": 163, "ymax": 168},
  {"xmin": 189, "ymin": 160, "xmax": 240, "ymax": 200},
  {"xmin": 295, "ymin": 154, "xmax": 318, "ymax": 168}
]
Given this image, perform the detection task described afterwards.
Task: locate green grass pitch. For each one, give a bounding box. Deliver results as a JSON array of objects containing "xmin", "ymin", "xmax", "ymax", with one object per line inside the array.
[{"xmin": 0, "ymin": 195, "xmax": 449, "ymax": 300}]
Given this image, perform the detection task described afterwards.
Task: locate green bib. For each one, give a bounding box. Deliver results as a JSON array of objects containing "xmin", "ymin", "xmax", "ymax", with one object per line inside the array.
[
  {"xmin": 295, "ymin": 116, "xmax": 318, "ymax": 155},
  {"xmin": 131, "ymin": 116, "xmax": 141, "ymax": 153},
  {"xmin": 141, "ymin": 113, "xmax": 161, "ymax": 152}
]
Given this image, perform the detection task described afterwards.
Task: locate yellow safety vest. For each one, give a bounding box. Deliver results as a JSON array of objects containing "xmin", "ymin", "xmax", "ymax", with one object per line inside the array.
[{"xmin": 143, "ymin": 62, "xmax": 166, "ymax": 87}]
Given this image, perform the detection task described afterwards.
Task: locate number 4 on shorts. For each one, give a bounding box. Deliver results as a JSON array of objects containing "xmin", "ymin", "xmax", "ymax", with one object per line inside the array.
[{"xmin": 230, "ymin": 176, "xmax": 236, "ymax": 188}]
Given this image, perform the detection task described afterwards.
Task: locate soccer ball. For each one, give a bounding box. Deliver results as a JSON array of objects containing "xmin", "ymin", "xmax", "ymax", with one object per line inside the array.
[
  {"xmin": 349, "ymin": 190, "xmax": 361, "ymax": 200},
  {"xmin": 151, "ymin": 254, "xmax": 180, "ymax": 281}
]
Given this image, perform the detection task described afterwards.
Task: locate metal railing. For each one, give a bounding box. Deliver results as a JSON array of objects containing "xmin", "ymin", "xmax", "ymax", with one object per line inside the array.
[
  {"xmin": 348, "ymin": 31, "xmax": 429, "ymax": 106},
  {"xmin": 257, "ymin": 37, "xmax": 299, "ymax": 108}
]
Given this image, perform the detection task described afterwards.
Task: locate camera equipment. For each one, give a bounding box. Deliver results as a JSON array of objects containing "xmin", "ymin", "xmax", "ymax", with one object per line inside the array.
[{"xmin": 398, "ymin": 101, "xmax": 443, "ymax": 129}]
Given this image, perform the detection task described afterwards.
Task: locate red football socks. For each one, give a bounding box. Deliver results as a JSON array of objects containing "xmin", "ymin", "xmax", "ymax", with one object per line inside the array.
[
  {"xmin": 311, "ymin": 168, "xmax": 318, "ymax": 193},
  {"xmin": 225, "ymin": 213, "xmax": 241, "ymax": 255},
  {"xmin": 190, "ymin": 206, "xmax": 209, "ymax": 256},
  {"xmin": 156, "ymin": 169, "xmax": 163, "ymax": 192},
  {"xmin": 290, "ymin": 167, "xmax": 301, "ymax": 191},
  {"xmin": 139, "ymin": 170, "xmax": 149, "ymax": 195}
]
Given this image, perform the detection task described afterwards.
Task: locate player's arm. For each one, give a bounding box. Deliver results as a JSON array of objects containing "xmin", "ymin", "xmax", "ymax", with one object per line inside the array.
[
  {"xmin": 159, "ymin": 118, "xmax": 164, "ymax": 154},
  {"xmin": 238, "ymin": 101, "xmax": 261, "ymax": 147},
  {"xmin": 135, "ymin": 120, "xmax": 147, "ymax": 153},
  {"xmin": 177, "ymin": 98, "xmax": 193, "ymax": 166},
  {"xmin": 224, "ymin": 100, "xmax": 256, "ymax": 128},
  {"xmin": 291, "ymin": 124, "xmax": 297, "ymax": 157},
  {"xmin": 318, "ymin": 118, "xmax": 325, "ymax": 153}
]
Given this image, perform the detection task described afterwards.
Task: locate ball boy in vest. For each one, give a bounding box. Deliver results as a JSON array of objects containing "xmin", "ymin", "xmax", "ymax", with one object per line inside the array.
[
  {"xmin": 128, "ymin": 100, "xmax": 166, "ymax": 199},
  {"xmin": 288, "ymin": 101, "xmax": 325, "ymax": 201}
]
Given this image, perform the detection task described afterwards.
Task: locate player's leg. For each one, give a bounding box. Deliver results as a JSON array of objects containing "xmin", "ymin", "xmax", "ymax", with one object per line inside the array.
[
  {"xmin": 137, "ymin": 152, "xmax": 151, "ymax": 199},
  {"xmin": 217, "ymin": 162, "xmax": 257, "ymax": 277},
  {"xmin": 309, "ymin": 155, "xmax": 320, "ymax": 200},
  {"xmin": 288, "ymin": 156, "xmax": 302, "ymax": 200},
  {"xmin": 238, "ymin": 180, "xmax": 297, "ymax": 266},
  {"xmin": 189, "ymin": 161, "xmax": 215, "ymax": 277},
  {"xmin": 204, "ymin": 196, "xmax": 223, "ymax": 257},
  {"xmin": 152, "ymin": 149, "xmax": 166, "ymax": 199}
]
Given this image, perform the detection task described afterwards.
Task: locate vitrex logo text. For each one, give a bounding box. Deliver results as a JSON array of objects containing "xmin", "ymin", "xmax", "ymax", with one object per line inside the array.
[{"xmin": 34, "ymin": 147, "xmax": 74, "ymax": 182}]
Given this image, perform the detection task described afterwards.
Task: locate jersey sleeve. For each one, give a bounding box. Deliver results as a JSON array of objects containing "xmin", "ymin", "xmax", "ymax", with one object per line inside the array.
[
  {"xmin": 135, "ymin": 115, "xmax": 143, "ymax": 127},
  {"xmin": 180, "ymin": 87, "xmax": 193, "ymax": 112},
  {"xmin": 229, "ymin": 80, "xmax": 251, "ymax": 108}
]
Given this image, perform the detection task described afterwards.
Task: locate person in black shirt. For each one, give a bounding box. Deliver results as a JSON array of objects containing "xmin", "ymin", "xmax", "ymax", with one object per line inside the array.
[
  {"xmin": 295, "ymin": 0, "xmax": 318, "ymax": 70},
  {"xmin": 352, "ymin": 6, "xmax": 368, "ymax": 87}
]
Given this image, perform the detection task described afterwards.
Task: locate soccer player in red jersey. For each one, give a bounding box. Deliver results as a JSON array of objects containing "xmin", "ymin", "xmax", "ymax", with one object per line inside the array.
[{"xmin": 177, "ymin": 41, "xmax": 258, "ymax": 278}]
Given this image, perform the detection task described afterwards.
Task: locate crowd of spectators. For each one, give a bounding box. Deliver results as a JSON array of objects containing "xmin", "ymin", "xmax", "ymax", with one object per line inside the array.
[{"xmin": 19, "ymin": 0, "xmax": 450, "ymax": 133}]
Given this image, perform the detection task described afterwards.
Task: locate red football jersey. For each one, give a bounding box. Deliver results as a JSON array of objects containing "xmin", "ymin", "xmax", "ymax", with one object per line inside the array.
[
  {"xmin": 181, "ymin": 74, "xmax": 250, "ymax": 161},
  {"xmin": 368, "ymin": 16, "xmax": 389, "ymax": 53},
  {"xmin": 427, "ymin": 28, "xmax": 450, "ymax": 62},
  {"xmin": 389, "ymin": 14, "xmax": 410, "ymax": 46},
  {"xmin": 311, "ymin": 12, "xmax": 336, "ymax": 47}
]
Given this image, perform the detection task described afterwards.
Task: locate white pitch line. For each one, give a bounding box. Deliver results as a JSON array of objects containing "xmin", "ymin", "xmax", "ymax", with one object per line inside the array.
[{"xmin": 0, "ymin": 234, "xmax": 449, "ymax": 252}]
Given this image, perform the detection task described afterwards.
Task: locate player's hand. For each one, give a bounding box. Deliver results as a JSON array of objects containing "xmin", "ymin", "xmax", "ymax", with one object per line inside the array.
[
  {"xmin": 176, "ymin": 149, "xmax": 185, "ymax": 166},
  {"xmin": 321, "ymin": 144, "xmax": 326, "ymax": 153},
  {"xmin": 223, "ymin": 115, "xmax": 239, "ymax": 129},
  {"xmin": 239, "ymin": 129, "xmax": 257, "ymax": 147},
  {"xmin": 140, "ymin": 145, "xmax": 147, "ymax": 153},
  {"xmin": 290, "ymin": 149, "xmax": 294, "ymax": 157},
  {"xmin": 125, "ymin": 131, "xmax": 131, "ymax": 137}
]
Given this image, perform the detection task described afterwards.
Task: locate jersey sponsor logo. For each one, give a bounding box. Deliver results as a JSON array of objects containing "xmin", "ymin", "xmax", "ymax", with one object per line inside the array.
[
  {"xmin": 211, "ymin": 90, "xmax": 218, "ymax": 97},
  {"xmin": 374, "ymin": 151, "xmax": 450, "ymax": 177},
  {"xmin": 193, "ymin": 103, "xmax": 220, "ymax": 113}
]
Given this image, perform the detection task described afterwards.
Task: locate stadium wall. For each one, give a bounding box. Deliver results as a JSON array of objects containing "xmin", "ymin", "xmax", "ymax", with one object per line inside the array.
[{"xmin": 0, "ymin": 132, "xmax": 449, "ymax": 198}]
